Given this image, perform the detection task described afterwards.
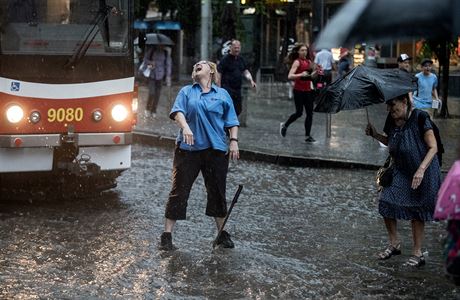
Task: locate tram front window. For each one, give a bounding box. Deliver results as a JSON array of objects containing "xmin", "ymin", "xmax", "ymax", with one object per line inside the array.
[{"xmin": 0, "ymin": 0, "xmax": 129, "ymax": 55}]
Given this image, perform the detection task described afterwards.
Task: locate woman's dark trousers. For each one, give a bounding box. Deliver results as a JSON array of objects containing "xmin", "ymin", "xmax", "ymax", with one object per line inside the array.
[{"xmin": 284, "ymin": 90, "xmax": 314, "ymax": 136}]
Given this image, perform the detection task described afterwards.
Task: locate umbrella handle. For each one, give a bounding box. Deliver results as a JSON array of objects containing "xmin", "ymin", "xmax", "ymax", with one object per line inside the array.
[{"xmin": 365, "ymin": 107, "xmax": 370, "ymax": 124}]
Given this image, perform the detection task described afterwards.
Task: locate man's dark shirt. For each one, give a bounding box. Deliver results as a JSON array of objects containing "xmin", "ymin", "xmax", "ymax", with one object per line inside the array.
[{"xmin": 217, "ymin": 54, "xmax": 248, "ymax": 95}]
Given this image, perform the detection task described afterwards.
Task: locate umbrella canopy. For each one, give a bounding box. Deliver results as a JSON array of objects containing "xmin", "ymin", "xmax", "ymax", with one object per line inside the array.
[
  {"xmin": 314, "ymin": 65, "xmax": 417, "ymax": 113},
  {"xmin": 315, "ymin": 0, "xmax": 459, "ymax": 50},
  {"xmin": 434, "ymin": 161, "xmax": 460, "ymax": 220},
  {"xmin": 134, "ymin": 33, "xmax": 174, "ymax": 46}
]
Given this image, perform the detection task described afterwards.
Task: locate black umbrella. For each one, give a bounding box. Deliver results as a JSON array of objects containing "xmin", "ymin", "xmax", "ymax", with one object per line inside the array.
[
  {"xmin": 314, "ymin": 65, "xmax": 417, "ymax": 113},
  {"xmin": 314, "ymin": 0, "xmax": 459, "ymax": 50},
  {"xmin": 133, "ymin": 33, "xmax": 174, "ymax": 46}
]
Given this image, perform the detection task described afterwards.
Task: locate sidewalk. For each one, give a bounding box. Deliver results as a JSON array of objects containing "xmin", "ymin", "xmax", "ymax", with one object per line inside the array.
[{"xmin": 134, "ymin": 82, "xmax": 460, "ymax": 171}]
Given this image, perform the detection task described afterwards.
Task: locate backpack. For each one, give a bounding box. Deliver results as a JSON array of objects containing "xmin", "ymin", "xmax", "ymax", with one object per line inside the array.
[{"xmin": 417, "ymin": 110, "xmax": 444, "ymax": 166}]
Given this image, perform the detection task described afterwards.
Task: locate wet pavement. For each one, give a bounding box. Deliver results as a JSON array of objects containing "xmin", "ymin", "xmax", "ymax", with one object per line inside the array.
[
  {"xmin": 1, "ymin": 80, "xmax": 459, "ymax": 298},
  {"xmin": 0, "ymin": 144, "xmax": 459, "ymax": 299},
  {"xmin": 134, "ymin": 81, "xmax": 460, "ymax": 171}
]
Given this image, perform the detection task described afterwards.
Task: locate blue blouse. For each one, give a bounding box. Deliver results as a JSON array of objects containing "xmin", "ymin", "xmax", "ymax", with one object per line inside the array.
[{"xmin": 170, "ymin": 83, "xmax": 239, "ymax": 152}]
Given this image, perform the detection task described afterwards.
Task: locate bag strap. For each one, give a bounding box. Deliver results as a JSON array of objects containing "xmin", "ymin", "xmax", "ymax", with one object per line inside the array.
[
  {"xmin": 417, "ymin": 109, "xmax": 430, "ymax": 137},
  {"xmin": 383, "ymin": 155, "xmax": 392, "ymax": 167}
]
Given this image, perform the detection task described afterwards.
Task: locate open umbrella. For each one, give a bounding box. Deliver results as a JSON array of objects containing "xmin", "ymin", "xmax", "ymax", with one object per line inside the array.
[
  {"xmin": 434, "ymin": 161, "xmax": 460, "ymax": 220},
  {"xmin": 314, "ymin": 0, "xmax": 459, "ymax": 50},
  {"xmin": 314, "ymin": 65, "xmax": 417, "ymax": 113},
  {"xmin": 133, "ymin": 33, "xmax": 174, "ymax": 46}
]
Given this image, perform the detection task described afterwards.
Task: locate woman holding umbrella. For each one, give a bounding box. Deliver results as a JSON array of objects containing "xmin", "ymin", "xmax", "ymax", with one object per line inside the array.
[
  {"xmin": 142, "ymin": 44, "xmax": 172, "ymax": 118},
  {"xmin": 139, "ymin": 33, "xmax": 174, "ymax": 118},
  {"xmin": 365, "ymin": 93, "xmax": 441, "ymax": 267}
]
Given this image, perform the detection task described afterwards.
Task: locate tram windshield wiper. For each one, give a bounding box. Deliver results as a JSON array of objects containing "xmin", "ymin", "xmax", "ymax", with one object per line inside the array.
[{"xmin": 64, "ymin": 0, "xmax": 119, "ymax": 69}]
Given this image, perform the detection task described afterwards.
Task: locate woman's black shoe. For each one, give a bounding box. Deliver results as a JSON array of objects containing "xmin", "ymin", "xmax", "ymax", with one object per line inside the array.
[
  {"xmin": 215, "ymin": 230, "xmax": 235, "ymax": 248},
  {"xmin": 158, "ymin": 232, "xmax": 177, "ymax": 251}
]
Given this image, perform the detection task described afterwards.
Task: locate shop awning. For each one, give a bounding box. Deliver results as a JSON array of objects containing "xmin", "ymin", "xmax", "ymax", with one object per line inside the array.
[{"xmin": 153, "ymin": 21, "xmax": 181, "ymax": 31}]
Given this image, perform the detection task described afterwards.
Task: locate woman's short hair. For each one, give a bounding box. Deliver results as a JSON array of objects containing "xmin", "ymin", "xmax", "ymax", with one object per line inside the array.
[{"xmin": 191, "ymin": 61, "xmax": 218, "ymax": 84}]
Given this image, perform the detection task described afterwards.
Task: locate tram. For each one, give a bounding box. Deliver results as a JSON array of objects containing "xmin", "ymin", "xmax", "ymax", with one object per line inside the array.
[{"xmin": 0, "ymin": 0, "xmax": 137, "ymax": 193}]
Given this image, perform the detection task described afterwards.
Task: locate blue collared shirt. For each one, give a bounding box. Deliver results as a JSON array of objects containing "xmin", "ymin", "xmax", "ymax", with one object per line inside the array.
[{"xmin": 170, "ymin": 83, "xmax": 239, "ymax": 152}]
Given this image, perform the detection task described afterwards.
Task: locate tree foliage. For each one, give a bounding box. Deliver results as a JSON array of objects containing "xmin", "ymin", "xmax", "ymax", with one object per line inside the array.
[
  {"xmin": 134, "ymin": 0, "xmax": 151, "ymax": 19},
  {"xmin": 134, "ymin": 0, "xmax": 200, "ymax": 57},
  {"xmin": 175, "ymin": 0, "xmax": 201, "ymax": 57},
  {"xmin": 417, "ymin": 39, "xmax": 458, "ymax": 65},
  {"xmin": 157, "ymin": 0, "xmax": 178, "ymax": 18}
]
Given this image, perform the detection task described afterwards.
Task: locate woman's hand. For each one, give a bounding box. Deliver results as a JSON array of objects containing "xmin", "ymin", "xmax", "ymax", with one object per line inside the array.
[
  {"xmin": 365, "ymin": 123, "xmax": 377, "ymax": 138},
  {"xmin": 229, "ymin": 140, "xmax": 240, "ymax": 160},
  {"xmin": 299, "ymin": 71, "xmax": 309, "ymax": 78},
  {"xmin": 182, "ymin": 126, "xmax": 194, "ymax": 145},
  {"xmin": 411, "ymin": 166, "xmax": 425, "ymax": 189}
]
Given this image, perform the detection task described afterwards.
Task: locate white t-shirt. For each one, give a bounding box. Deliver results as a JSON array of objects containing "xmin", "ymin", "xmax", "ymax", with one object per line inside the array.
[
  {"xmin": 314, "ymin": 49, "xmax": 334, "ymax": 71},
  {"xmin": 413, "ymin": 72, "xmax": 438, "ymax": 109}
]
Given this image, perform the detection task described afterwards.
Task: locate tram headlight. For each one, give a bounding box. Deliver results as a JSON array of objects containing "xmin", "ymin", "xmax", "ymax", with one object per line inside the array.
[
  {"xmin": 111, "ymin": 104, "xmax": 128, "ymax": 122},
  {"xmin": 6, "ymin": 105, "xmax": 24, "ymax": 123},
  {"xmin": 92, "ymin": 110, "xmax": 103, "ymax": 122},
  {"xmin": 30, "ymin": 111, "xmax": 41, "ymax": 124}
]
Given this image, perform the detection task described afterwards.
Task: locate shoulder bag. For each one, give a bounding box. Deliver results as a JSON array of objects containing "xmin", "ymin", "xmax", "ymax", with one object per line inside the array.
[{"xmin": 376, "ymin": 155, "xmax": 394, "ymax": 188}]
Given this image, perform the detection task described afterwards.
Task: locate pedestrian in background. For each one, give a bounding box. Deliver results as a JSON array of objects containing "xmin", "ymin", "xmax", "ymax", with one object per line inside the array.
[
  {"xmin": 397, "ymin": 53, "xmax": 412, "ymax": 72},
  {"xmin": 142, "ymin": 45, "xmax": 172, "ymax": 118},
  {"xmin": 217, "ymin": 40, "xmax": 257, "ymax": 116},
  {"xmin": 280, "ymin": 43, "xmax": 317, "ymax": 143},
  {"xmin": 337, "ymin": 47, "xmax": 351, "ymax": 78},
  {"xmin": 364, "ymin": 46, "xmax": 378, "ymax": 68},
  {"xmin": 314, "ymin": 48, "xmax": 335, "ymax": 85},
  {"xmin": 365, "ymin": 93, "xmax": 441, "ymax": 267},
  {"xmin": 413, "ymin": 58, "xmax": 440, "ymax": 116},
  {"xmin": 158, "ymin": 60, "xmax": 240, "ymax": 251},
  {"xmin": 397, "ymin": 53, "xmax": 414, "ymax": 105}
]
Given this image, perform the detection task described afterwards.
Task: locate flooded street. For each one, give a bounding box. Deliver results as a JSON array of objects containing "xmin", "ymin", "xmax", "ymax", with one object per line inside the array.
[{"xmin": 0, "ymin": 143, "xmax": 459, "ymax": 299}]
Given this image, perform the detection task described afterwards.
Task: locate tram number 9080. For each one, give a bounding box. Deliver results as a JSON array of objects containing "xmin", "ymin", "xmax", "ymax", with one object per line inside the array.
[{"xmin": 48, "ymin": 107, "xmax": 84, "ymax": 122}]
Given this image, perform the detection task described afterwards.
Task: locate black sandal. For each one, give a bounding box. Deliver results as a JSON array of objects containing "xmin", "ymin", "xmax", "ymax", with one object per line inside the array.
[
  {"xmin": 378, "ymin": 244, "xmax": 402, "ymax": 260},
  {"xmin": 404, "ymin": 255, "xmax": 426, "ymax": 267}
]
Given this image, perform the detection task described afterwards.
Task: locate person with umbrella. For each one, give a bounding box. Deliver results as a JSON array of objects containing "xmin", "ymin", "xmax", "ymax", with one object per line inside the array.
[
  {"xmin": 365, "ymin": 93, "xmax": 441, "ymax": 267},
  {"xmin": 140, "ymin": 35, "xmax": 173, "ymax": 118},
  {"xmin": 279, "ymin": 43, "xmax": 317, "ymax": 143},
  {"xmin": 158, "ymin": 60, "xmax": 240, "ymax": 251}
]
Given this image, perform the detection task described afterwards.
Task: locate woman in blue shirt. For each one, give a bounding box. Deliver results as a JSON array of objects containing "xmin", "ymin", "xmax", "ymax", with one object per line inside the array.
[{"xmin": 158, "ymin": 60, "xmax": 240, "ymax": 251}]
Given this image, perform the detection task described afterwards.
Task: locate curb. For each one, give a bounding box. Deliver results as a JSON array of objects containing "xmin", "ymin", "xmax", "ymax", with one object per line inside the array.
[{"xmin": 133, "ymin": 130, "xmax": 380, "ymax": 171}]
